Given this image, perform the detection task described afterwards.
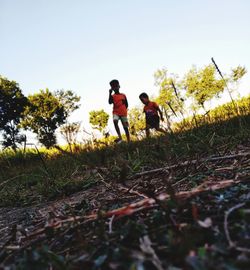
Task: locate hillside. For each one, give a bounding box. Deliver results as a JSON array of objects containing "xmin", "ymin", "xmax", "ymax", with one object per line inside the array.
[{"xmin": 0, "ymin": 112, "xmax": 249, "ymax": 269}]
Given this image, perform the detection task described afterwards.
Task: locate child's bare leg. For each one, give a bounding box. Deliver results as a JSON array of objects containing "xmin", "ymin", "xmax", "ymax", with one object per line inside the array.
[
  {"xmin": 122, "ymin": 118, "xmax": 130, "ymax": 142},
  {"xmin": 114, "ymin": 120, "xmax": 122, "ymax": 139},
  {"xmin": 123, "ymin": 126, "xmax": 130, "ymax": 142}
]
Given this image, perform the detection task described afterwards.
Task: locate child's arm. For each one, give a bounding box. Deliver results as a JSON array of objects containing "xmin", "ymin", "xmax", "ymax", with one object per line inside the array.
[
  {"xmin": 157, "ymin": 107, "xmax": 164, "ymax": 121},
  {"xmin": 124, "ymin": 97, "xmax": 128, "ymax": 108},
  {"xmin": 108, "ymin": 89, "xmax": 113, "ymax": 104}
]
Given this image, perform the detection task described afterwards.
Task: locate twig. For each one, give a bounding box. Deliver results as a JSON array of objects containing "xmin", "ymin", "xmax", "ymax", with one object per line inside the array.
[
  {"xmin": 224, "ymin": 202, "xmax": 250, "ymax": 253},
  {"xmin": 97, "ymin": 173, "xmax": 112, "ymax": 188},
  {"xmin": 172, "ymin": 176, "xmax": 188, "ymax": 188},
  {"xmin": 133, "ymin": 152, "xmax": 250, "ymax": 178},
  {"xmin": 3, "ymin": 177, "xmax": 248, "ymax": 253},
  {"xmin": 140, "ymin": 235, "xmax": 164, "ymax": 270},
  {"xmin": 118, "ymin": 185, "xmax": 148, "ymax": 198},
  {"xmin": 122, "ymin": 182, "xmax": 140, "ymax": 194},
  {"xmin": 108, "ymin": 215, "xmax": 115, "ymax": 234},
  {"xmin": 211, "ymin": 57, "xmax": 238, "ymax": 112}
]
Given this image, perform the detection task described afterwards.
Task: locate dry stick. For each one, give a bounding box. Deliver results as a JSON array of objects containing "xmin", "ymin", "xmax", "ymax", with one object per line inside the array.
[
  {"xmin": 0, "ymin": 178, "xmax": 246, "ymax": 260},
  {"xmin": 211, "ymin": 57, "xmax": 239, "ymax": 116},
  {"xmin": 171, "ymin": 80, "xmax": 179, "ymax": 99},
  {"xmin": 140, "ymin": 235, "xmax": 164, "ymax": 270},
  {"xmin": 121, "ymin": 182, "xmax": 140, "ymax": 194},
  {"xmin": 224, "ymin": 203, "xmax": 245, "ymax": 247},
  {"xmin": 20, "ymin": 177, "xmax": 248, "ymax": 244},
  {"xmin": 97, "ymin": 173, "xmax": 122, "ymax": 199},
  {"xmin": 97, "ymin": 173, "xmax": 112, "ymax": 189},
  {"xmin": 119, "ymin": 184, "xmax": 149, "ymax": 198},
  {"xmin": 166, "ymin": 102, "xmax": 178, "ymax": 117},
  {"xmin": 172, "ymin": 176, "xmax": 188, "ymax": 188},
  {"xmin": 108, "ymin": 215, "xmax": 115, "ymax": 234},
  {"xmin": 224, "ymin": 202, "xmax": 250, "ymax": 253},
  {"xmin": 105, "ymin": 179, "xmax": 247, "ymax": 219},
  {"xmin": 171, "ymin": 80, "xmax": 185, "ymax": 119},
  {"xmin": 133, "ymin": 152, "xmax": 250, "ymax": 178},
  {"xmin": 211, "ymin": 58, "xmax": 234, "ymax": 103}
]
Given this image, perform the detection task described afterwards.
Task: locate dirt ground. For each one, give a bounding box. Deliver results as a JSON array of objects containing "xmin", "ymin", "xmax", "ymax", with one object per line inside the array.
[{"xmin": 0, "ymin": 146, "xmax": 249, "ymax": 268}]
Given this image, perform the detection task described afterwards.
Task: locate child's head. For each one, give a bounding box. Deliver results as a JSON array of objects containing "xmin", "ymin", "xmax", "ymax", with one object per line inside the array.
[
  {"xmin": 110, "ymin": 79, "xmax": 120, "ymax": 92},
  {"xmin": 139, "ymin": 92, "xmax": 149, "ymax": 104}
]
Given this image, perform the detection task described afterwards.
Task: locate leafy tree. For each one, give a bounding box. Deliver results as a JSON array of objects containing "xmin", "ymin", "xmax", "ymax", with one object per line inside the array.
[
  {"xmin": 154, "ymin": 69, "xmax": 185, "ymax": 132},
  {"xmin": 0, "ymin": 76, "xmax": 28, "ymax": 150},
  {"xmin": 55, "ymin": 90, "xmax": 81, "ymax": 118},
  {"xmin": 89, "ymin": 109, "xmax": 109, "ymax": 134},
  {"xmin": 229, "ymin": 65, "xmax": 247, "ymax": 99},
  {"xmin": 154, "ymin": 69, "xmax": 185, "ymax": 118},
  {"xmin": 231, "ymin": 65, "xmax": 247, "ymax": 83},
  {"xmin": 22, "ymin": 89, "xmax": 66, "ymax": 148},
  {"xmin": 184, "ymin": 64, "xmax": 225, "ymax": 110},
  {"xmin": 128, "ymin": 107, "xmax": 145, "ymax": 138}
]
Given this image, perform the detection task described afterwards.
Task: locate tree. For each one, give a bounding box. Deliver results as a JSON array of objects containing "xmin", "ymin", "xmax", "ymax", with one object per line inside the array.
[
  {"xmin": 128, "ymin": 107, "xmax": 145, "ymax": 138},
  {"xmin": 60, "ymin": 122, "xmax": 80, "ymax": 151},
  {"xmin": 154, "ymin": 69, "xmax": 185, "ymax": 130},
  {"xmin": 55, "ymin": 90, "xmax": 81, "ymax": 118},
  {"xmin": 231, "ymin": 65, "xmax": 247, "ymax": 83},
  {"xmin": 155, "ymin": 69, "xmax": 185, "ymax": 115},
  {"xmin": 89, "ymin": 109, "xmax": 109, "ymax": 134},
  {"xmin": 184, "ymin": 64, "xmax": 225, "ymax": 110},
  {"xmin": 0, "ymin": 76, "xmax": 28, "ymax": 150},
  {"xmin": 229, "ymin": 65, "xmax": 247, "ymax": 98},
  {"xmin": 22, "ymin": 89, "xmax": 66, "ymax": 148}
]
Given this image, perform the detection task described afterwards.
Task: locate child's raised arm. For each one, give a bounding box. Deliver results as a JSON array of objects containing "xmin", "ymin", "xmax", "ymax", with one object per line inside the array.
[{"xmin": 108, "ymin": 89, "xmax": 113, "ymax": 104}]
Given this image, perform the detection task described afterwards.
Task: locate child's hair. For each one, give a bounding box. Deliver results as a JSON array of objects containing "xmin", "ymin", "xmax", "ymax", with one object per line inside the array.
[
  {"xmin": 139, "ymin": 92, "xmax": 149, "ymax": 99},
  {"xmin": 110, "ymin": 79, "xmax": 119, "ymax": 87}
]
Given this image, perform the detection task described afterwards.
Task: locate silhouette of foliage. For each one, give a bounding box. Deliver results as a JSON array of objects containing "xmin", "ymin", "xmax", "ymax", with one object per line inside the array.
[{"xmin": 0, "ymin": 76, "xmax": 28, "ymax": 150}]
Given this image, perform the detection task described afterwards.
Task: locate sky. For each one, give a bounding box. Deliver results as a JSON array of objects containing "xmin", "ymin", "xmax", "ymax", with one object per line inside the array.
[{"xmin": 1, "ymin": 0, "xmax": 250, "ymax": 143}]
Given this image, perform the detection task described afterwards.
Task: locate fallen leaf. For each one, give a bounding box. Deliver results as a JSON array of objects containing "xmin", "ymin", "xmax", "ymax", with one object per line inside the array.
[{"xmin": 197, "ymin": 217, "xmax": 212, "ymax": 228}]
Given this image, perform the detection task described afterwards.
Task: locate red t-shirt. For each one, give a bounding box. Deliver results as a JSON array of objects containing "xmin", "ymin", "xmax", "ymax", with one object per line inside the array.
[
  {"xmin": 143, "ymin": 101, "xmax": 159, "ymax": 117},
  {"xmin": 112, "ymin": 93, "xmax": 127, "ymax": 116}
]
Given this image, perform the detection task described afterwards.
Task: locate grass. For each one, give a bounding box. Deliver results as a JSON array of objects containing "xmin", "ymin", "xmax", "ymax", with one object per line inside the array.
[
  {"xmin": 0, "ymin": 108, "xmax": 249, "ymax": 269},
  {"xmin": 0, "ymin": 113, "xmax": 249, "ymax": 207}
]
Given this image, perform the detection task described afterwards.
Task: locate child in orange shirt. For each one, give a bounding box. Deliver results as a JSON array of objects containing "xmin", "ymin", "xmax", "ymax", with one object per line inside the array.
[
  {"xmin": 139, "ymin": 92, "xmax": 167, "ymax": 138},
  {"xmin": 108, "ymin": 80, "xmax": 130, "ymax": 142}
]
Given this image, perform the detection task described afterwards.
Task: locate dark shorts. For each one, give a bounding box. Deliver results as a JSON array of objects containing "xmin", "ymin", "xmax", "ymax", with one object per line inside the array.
[{"xmin": 146, "ymin": 115, "xmax": 160, "ymax": 129}]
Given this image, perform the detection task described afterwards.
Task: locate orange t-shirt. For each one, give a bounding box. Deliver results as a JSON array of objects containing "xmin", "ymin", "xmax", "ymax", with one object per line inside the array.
[
  {"xmin": 112, "ymin": 93, "xmax": 127, "ymax": 116},
  {"xmin": 143, "ymin": 101, "xmax": 159, "ymax": 117}
]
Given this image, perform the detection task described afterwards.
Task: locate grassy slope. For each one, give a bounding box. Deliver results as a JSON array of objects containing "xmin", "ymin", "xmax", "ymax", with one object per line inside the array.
[
  {"xmin": 0, "ymin": 114, "xmax": 249, "ymax": 207},
  {"xmin": 0, "ymin": 113, "xmax": 249, "ymax": 269}
]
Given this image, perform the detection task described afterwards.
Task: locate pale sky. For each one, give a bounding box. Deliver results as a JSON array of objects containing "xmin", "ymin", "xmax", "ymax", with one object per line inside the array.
[{"xmin": 1, "ymin": 0, "xmax": 250, "ymax": 143}]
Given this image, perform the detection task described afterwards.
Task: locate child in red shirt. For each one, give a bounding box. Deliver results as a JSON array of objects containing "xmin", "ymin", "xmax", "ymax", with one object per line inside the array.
[
  {"xmin": 139, "ymin": 92, "xmax": 167, "ymax": 138},
  {"xmin": 108, "ymin": 80, "xmax": 130, "ymax": 142}
]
